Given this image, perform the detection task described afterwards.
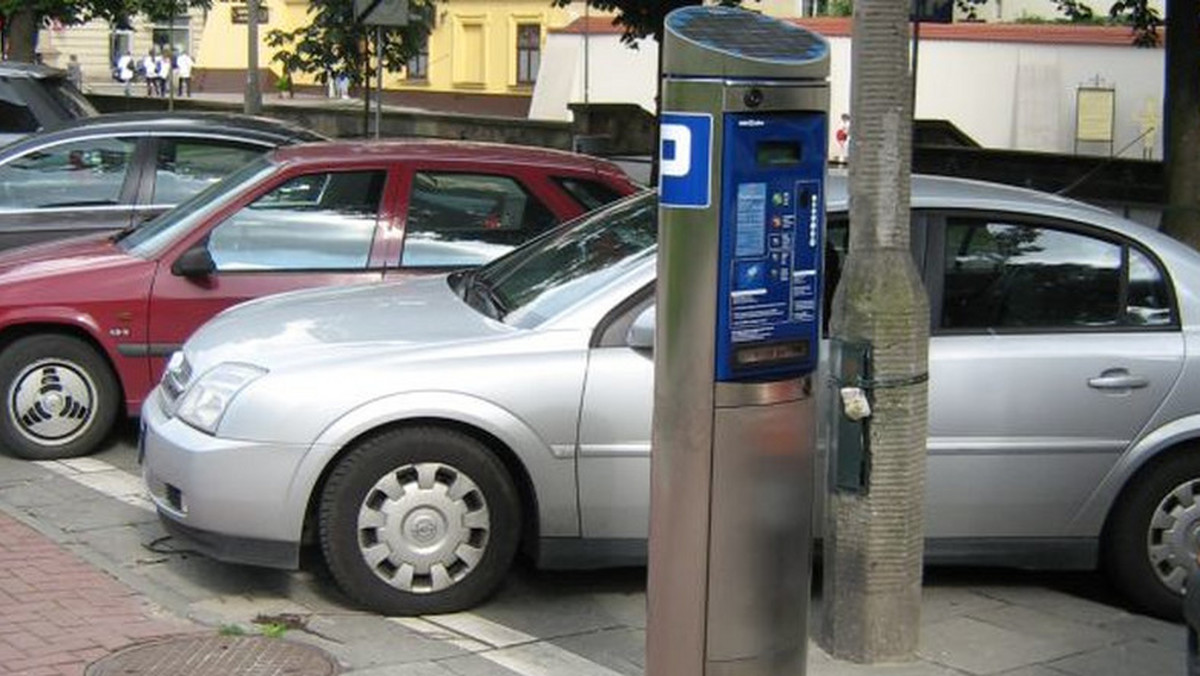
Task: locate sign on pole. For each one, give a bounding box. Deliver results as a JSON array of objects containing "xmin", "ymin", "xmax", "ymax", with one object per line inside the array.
[{"xmin": 354, "ymin": 0, "xmax": 409, "ymax": 26}]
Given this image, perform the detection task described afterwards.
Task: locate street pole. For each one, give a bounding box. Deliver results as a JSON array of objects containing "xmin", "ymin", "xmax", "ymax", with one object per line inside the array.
[
  {"xmin": 245, "ymin": 0, "xmax": 263, "ymax": 115},
  {"xmin": 375, "ymin": 25, "xmax": 383, "ymax": 138}
]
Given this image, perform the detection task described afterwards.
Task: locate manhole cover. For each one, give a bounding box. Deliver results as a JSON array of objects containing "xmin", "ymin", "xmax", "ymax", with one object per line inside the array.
[{"xmin": 86, "ymin": 634, "xmax": 339, "ymax": 675}]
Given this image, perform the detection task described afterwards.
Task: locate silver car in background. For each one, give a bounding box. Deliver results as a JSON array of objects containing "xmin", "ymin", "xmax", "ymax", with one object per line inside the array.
[{"xmin": 141, "ymin": 176, "xmax": 1200, "ymax": 619}]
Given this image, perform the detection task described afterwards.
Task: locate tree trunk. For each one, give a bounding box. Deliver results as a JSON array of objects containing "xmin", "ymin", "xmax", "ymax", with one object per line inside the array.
[
  {"xmin": 6, "ymin": 6, "xmax": 38, "ymax": 63},
  {"xmin": 819, "ymin": 0, "xmax": 930, "ymax": 662},
  {"xmin": 1161, "ymin": 0, "xmax": 1200, "ymax": 245}
]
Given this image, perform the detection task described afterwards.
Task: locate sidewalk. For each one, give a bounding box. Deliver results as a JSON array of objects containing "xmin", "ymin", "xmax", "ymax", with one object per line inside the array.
[
  {"xmin": 0, "ymin": 510, "xmax": 193, "ymax": 676},
  {"xmin": 0, "ymin": 449, "xmax": 1190, "ymax": 676}
]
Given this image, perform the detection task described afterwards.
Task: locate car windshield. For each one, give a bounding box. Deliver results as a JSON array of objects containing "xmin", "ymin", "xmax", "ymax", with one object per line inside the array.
[
  {"xmin": 118, "ymin": 157, "xmax": 276, "ymax": 257},
  {"xmin": 462, "ymin": 192, "xmax": 657, "ymax": 328}
]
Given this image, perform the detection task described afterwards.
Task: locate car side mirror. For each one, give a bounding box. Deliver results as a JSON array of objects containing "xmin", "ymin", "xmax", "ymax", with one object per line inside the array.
[
  {"xmin": 626, "ymin": 306, "xmax": 655, "ymax": 351},
  {"xmin": 172, "ymin": 245, "xmax": 215, "ymax": 278}
]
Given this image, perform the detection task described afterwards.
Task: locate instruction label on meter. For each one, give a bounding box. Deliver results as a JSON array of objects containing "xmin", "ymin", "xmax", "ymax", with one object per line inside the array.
[{"xmin": 715, "ymin": 112, "xmax": 826, "ymax": 381}]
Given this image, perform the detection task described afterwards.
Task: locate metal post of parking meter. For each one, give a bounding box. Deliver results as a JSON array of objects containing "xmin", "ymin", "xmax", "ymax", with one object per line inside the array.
[{"xmin": 647, "ymin": 7, "xmax": 829, "ymax": 676}]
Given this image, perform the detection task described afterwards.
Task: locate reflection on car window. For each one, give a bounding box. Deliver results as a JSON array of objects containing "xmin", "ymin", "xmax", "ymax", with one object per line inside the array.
[
  {"xmin": 119, "ymin": 157, "xmax": 274, "ymax": 258},
  {"xmin": 941, "ymin": 217, "xmax": 1173, "ymax": 330},
  {"xmin": 402, "ymin": 172, "xmax": 557, "ymax": 268},
  {"xmin": 208, "ymin": 170, "xmax": 385, "ymax": 271},
  {"xmin": 480, "ymin": 193, "xmax": 657, "ymax": 328},
  {"xmin": 152, "ymin": 138, "xmax": 265, "ymax": 204},
  {"xmin": 0, "ymin": 137, "xmax": 136, "ymax": 210}
]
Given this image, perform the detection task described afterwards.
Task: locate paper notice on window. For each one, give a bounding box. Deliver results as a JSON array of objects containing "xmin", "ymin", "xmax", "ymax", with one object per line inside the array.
[{"xmin": 1076, "ymin": 87, "xmax": 1115, "ymax": 143}]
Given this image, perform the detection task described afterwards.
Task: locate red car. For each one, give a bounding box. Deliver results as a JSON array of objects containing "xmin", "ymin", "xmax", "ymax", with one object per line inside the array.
[{"xmin": 0, "ymin": 140, "xmax": 639, "ymax": 460}]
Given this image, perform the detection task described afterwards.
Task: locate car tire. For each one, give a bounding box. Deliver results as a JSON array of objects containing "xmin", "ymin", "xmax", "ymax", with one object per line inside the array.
[
  {"xmin": 319, "ymin": 426, "xmax": 521, "ymax": 616},
  {"xmin": 1104, "ymin": 451, "xmax": 1200, "ymax": 620},
  {"xmin": 0, "ymin": 334, "xmax": 120, "ymax": 460}
]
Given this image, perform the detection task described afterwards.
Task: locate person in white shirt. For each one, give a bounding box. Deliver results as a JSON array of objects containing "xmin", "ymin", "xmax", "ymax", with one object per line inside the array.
[
  {"xmin": 154, "ymin": 50, "xmax": 169, "ymax": 97},
  {"xmin": 176, "ymin": 52, "xmax": 194, "ymax": 97},
  {"xmin": 141, "ymin": 50, "xmax": 156, "ymax": 96},
  {"xmin": 116, "ymin": 51, "xmax": 134, "ymax": 96}
]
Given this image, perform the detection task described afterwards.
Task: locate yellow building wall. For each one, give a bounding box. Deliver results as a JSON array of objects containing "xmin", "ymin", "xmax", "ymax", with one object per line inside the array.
[
  {"xmin": 196, "ymin": 0, "xmax": 588, "ymax": 96},
  {"xmin": 194, "ymin": 0, "xmax": 310, "ymax": 83}
]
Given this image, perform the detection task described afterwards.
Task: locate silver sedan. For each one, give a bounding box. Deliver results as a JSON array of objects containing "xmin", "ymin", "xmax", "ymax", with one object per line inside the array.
[{"xmin": 141, "ymin": 176, "xmax": 1200, "ymax": 619}]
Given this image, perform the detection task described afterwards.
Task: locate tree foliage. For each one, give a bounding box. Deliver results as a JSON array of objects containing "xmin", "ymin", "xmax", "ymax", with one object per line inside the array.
[
  {"xmin": 547, "ymin": 0, "xmax": 744, "ymax": 45},
  {"xmin": 266, "ymin": 0, "xmax": 435, "ymax": 87}
]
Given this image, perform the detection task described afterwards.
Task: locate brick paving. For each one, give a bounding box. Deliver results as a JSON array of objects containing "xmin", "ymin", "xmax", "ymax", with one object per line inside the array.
[{"xmin": 0, "ymin": 511, "xmax": 193, "ymax": 676}]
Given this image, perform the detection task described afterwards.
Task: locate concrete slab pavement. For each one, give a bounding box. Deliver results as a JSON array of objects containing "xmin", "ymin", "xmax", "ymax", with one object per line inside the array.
[{"xmin": 0, "ymin": 444, "xmax": 1189, "ymax": 676}]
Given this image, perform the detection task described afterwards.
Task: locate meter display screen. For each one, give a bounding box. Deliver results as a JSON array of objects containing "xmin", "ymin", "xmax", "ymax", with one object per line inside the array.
[
  {"xmin": 757, "ymin": 141, "xmax": 803, "ymax": 167},
  {"xmin": 716, "ymin": 112, "xmax": 826, "ymax": 382}
]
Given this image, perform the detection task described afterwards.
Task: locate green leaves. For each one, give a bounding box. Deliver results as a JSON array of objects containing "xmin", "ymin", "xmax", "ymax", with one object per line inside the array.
[
  {"xmin": 546, "ymin": 0, "xmax": 743, "ymax": 45},
  {"xmin": 266, "ymin": 0, "xmax": 435, "ymax": 85}
]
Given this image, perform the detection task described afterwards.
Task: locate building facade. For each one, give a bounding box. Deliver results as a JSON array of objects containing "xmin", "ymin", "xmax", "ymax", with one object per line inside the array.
[{"xmin": 531, "ymin": 17, "xmax": 1166, "ymax": 161}]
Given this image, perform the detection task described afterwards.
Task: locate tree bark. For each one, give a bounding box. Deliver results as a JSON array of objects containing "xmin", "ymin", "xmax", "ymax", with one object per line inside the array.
[
  {"xmin": 6, "ymin": 6, "xmax": 38, "ymax": 63},
  {"xmin": 819, "ymin": 0, "xmax": 930, "ymax": 662},
  {"xmin": 1161, "ymin": 0, "xmax": 1200, "ymax": 245}
]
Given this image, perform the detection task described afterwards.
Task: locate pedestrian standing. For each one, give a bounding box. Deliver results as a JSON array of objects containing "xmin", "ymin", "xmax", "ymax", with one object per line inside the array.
[
  {"xmin": 142, "ymin": 49, "xmax": 156, "ymax": 96},
  {"xmin": 175, "ymin": 51, "xmax": 193, "ymax": 97},
  {"xmin": 154, "ymin": 49, "xmax": 169, "ymax": 97},
  {"xmin": 66, "ymin": 54, "xmax": 83, "ymax": 90},
  {"xmin": 116, "ymin": 50, "xmax": 134, "ymax": 96}
]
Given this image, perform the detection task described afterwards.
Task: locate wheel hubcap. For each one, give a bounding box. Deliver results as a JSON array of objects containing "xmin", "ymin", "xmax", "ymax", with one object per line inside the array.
[
  {"xmin": 1147, "ymin": 478, "xmax": 1200, "ymax": 595},
  {"xmin": 356, "ymin": 462, "xmax": 490, "ymax": 594},
  {"xmin": 9, "ymin": 359, "xmax": 97, "ymax": 446}
]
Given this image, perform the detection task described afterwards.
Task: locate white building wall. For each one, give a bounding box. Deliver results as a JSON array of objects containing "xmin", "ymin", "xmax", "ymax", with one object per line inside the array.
[{"xmin": 532, "ymin": 28, "xmax": 1165, "ymax": 160}]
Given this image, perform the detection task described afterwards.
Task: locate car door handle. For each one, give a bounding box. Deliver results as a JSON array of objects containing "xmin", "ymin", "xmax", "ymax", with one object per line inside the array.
[{"xmin": 1088, "ymin": 370, "xmax": 1149, "ymax": 390}]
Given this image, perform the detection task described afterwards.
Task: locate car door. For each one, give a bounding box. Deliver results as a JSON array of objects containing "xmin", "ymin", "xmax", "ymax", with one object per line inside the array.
[
  {"xmin": 0, "ymin": 134, "xmax": 144, "ymax": 249},
  {"xmin": 576, "ymin": 289, "xmax": 656, "ymax": 540},
  {"xmin": 130, "ymin": 135, "xmax": 272, "ymax": 226},
  {"xmin": 141, "ymin": 166, "xmax": 396, "ymax": 392},
  {"xmin": 924, "ymin": 212, "xmax": 1185, "ymax": 540}
]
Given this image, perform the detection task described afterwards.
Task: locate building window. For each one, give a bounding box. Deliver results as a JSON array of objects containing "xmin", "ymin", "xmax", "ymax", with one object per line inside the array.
[
  {"xmin": 109, "ymin": 30, "xmax": 133, "ymax": 69},
  {"xmin": 456, "ymin": 20, "xmax": 485, "ymax": 84},
  {"xmin": 152, "ymin": 16, "xmax": 191, "ymax": 56},
  {"xmin": 407, "ymin": 35, "xmax": 429, "ymax": 80},
  {"xmin": 516, "ymin": 24, "xmax": 540, "ymax": 85}
]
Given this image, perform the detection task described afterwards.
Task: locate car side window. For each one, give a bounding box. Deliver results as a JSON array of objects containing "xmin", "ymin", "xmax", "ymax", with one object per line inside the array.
[
  {"xmin": 207, "ymin": 170, "xmax": 385, "ymax": 271},
  {"xmin": 940, "ymin": 217, "xmax": 1173, "ymax": 331},
  {"xmin": 152, "ymin": 138, "xmax": 266, "ymax": 204},
  {"xmin": 402, "ymin": 171, "xmax": 557, "ymax": 267},
  {"xmin": 556, "ymin": 177, "xmax": 625, "ymax": 211},
  {"xmin": 0, "ymin": 137, "xmax": 137, "ymax": 210},
  {"xmin": 0, "ymin": 101, "xmax": 38, "ymax": 134}
]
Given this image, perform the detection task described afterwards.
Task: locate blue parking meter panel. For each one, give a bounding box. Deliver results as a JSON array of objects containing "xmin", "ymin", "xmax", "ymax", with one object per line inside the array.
[{"xmin": 715, "ymin": 112, "xmax": 827, "ymax": 382}]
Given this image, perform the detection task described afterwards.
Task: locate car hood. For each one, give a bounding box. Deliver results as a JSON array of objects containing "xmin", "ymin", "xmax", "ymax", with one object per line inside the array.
[
  {"xmin": 184, "ymin": 275, "xmax": 513, "ymax": 372},
  {"xmin": 0, "ymin": 234, "xmax": 138, "ymax": 284}
]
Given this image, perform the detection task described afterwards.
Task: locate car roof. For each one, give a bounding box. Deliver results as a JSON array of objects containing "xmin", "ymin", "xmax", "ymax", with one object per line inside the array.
[
  {"xmin": 825, "ymin": 170, "xmax": 1149, "ymax": 236},
  {"xmin": 0, "ymin": 112, "xmax": 327, "ymax": 154},
  {"xmin": 270, "ymin": 138, "xmax": 617, "ymax": 172},
  {"xmin": 0, "ymin": 61, "xmax": 67, "ymax": 79}
]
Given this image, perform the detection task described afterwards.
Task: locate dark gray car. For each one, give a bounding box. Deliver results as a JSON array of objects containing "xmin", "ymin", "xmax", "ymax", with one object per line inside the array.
[
  {"xmin": 0, "ymin": 61, "xmax": 97, "ymax": 146},
  {"xmin": 0, "ymin": 112, "xmax": 327, "ymax": 251}
]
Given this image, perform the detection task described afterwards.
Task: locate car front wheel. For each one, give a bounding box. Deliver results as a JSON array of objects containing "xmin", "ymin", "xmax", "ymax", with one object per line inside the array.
[
  {"xmin": 0, "ymin": 334, "xmax": 120, "ymax": 460},
  {"xmin": 1105, "ymin": 451, "xmax": 1200, "ymax": 620},
  {"xmin": 319, "ymin": 426, "xmax": 521, "ymax": 616}
]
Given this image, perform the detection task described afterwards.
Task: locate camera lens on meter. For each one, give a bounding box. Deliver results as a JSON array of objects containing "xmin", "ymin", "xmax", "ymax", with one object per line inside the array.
[{"xmin": 745, "ymin": 88, "xmax": 764, "ymax": 108}]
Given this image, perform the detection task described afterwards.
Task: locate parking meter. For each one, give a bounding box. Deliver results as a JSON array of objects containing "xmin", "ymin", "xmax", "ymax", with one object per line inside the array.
[{"xmin": 648, "ymin": 7, "xmax": 828, "ymax": 676}]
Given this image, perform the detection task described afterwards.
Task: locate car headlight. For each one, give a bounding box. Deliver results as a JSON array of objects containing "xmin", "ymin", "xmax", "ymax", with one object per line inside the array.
[{"xmin": 175, "ymin": 362, "xmax": 267, "ymax": 435}]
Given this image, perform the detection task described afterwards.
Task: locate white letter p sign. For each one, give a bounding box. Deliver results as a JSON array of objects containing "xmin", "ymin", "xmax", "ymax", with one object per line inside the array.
[{"xmin": 660, "ymin": 123, "xmax": 692, "ymax": 178}]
